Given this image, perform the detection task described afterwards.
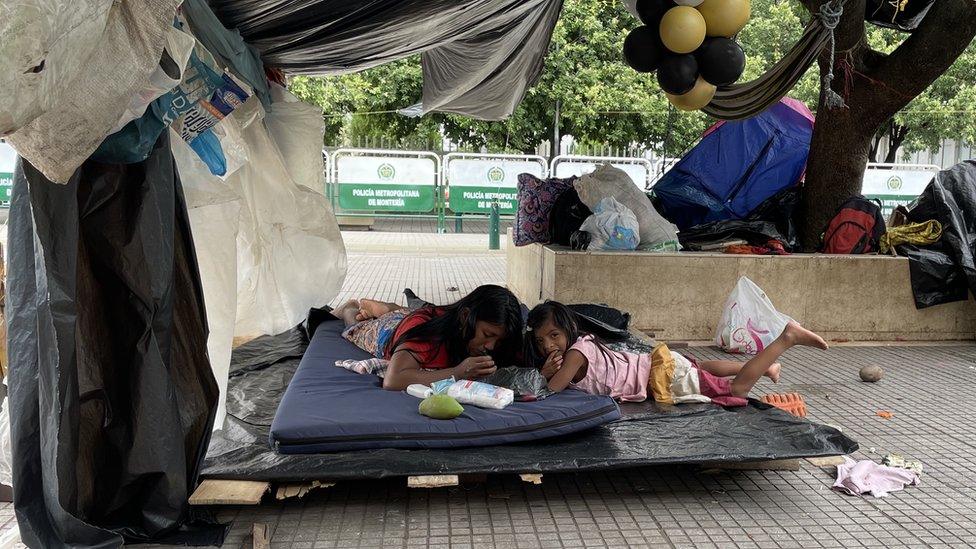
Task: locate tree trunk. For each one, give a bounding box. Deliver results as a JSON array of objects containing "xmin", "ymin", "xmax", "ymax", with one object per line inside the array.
[
  {"xmin": 798, "ymin": 104, "xmax": 874, "ymax": 248},
  {"xmin": 797, "ymin": 0, "xmax": 976, "ymax": 250},
  {"xmin": 883, "ymin": 123, "xmax": 908, "ymax": 164}
]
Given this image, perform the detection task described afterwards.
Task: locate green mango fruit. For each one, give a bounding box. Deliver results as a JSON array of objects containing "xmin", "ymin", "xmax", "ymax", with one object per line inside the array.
[{"xmin": 419, "ymin": 394, "xmax": 464, "ymax": 420}]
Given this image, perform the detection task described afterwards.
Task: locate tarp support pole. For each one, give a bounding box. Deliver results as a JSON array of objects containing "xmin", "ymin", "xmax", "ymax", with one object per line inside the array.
[
  {"xmin": 489, "ymin": 201, "xmax": 500, "ymax": 250},
  {"xmin": 437, "ymin": 187, "xmax": 447, "ymax": 233}
]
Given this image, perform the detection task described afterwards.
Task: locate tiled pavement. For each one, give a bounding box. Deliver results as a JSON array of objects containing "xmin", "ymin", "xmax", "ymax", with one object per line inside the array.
[{"xmin": 4, "ymin": 230, "xmax": 976, "ymax": 548}]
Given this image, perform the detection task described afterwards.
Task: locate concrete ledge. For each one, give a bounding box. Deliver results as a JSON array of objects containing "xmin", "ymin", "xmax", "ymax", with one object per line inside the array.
[{"xmin": 506, "ymin": 231, "xmax": 976, "ymax": 342}]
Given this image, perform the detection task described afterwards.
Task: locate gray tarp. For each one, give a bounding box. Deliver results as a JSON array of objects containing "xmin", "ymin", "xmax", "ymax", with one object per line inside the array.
[{"xmin": 207, "ymin": 0, "xmax": 565, "ymax": 119}]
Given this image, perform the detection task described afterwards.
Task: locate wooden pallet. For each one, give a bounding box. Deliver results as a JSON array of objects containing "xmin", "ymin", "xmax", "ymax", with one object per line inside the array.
[
  {"xmin": 189, "ymin": 480, "xmax": 270, "ymax": 506},
  {"xmin": 190, "ymin": 473, "xmax": 548, "ymax": 506}
]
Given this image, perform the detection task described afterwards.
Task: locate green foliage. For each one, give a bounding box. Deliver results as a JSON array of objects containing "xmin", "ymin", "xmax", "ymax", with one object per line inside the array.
[
  {"xmin": 289, "ymin": 0, "xmax": 976, "ymax": 157},
  {"xmin": 879, "ymin": 35, "xmax": 976, "ymax": 156}
]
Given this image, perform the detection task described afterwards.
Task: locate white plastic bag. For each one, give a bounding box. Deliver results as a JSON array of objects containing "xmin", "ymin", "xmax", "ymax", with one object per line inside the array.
[
  {"xmin": 580, "ymin": 196, "xmax": 640, "ymax": 251},
  {"xmin": 714, "ymin": 276, "xmax": 794, "ymax": 355},
  {"xmin": 109, "ymin": 26, "xmax": 196, "ymax": 133},
  {"xmin": 264, "ymin": 84, "xmax": 327, "ymax": 192}
]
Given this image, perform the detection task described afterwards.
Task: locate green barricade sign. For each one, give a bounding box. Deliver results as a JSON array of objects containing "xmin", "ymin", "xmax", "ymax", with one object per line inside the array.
[
  {"xmin": 334, "ymin": 156, "xmax": 437, "ymax": 213},
  {"xmin": 447, "ymin": 157, "xmax": 545, "ymax": 214},
  {"xmin": 338, "ymin": 182, "xmax": 435, "ymax": 211},
  {"xmin": 862, "ymin": 166, "xmax": 938, "ymax": 218},
  {"xmin": 0, "ymin": 172, "xmax": 13, "ymax": 205}
]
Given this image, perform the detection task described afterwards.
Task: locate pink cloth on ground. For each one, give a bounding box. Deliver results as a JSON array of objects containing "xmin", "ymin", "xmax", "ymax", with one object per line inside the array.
[
  {"xmin": 569, "ymin": 336, "xmax": 650, "ymax": 402},
  {"xmin": 833, "ymin": 457, "xmax": 920, "ymax": 498}
]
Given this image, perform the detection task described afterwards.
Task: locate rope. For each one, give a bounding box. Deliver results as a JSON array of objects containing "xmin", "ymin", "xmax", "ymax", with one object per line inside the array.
[
  {"xmin": 880, "ymin": 219, "xmax": 944, "ymax": 254},
  {"xmin": 659, "ymin": 104, "xmax": 677, "ymax": 176},
  {"xmin": 819, "ymin": 0, "xmax": 846, "ymax": 110}
]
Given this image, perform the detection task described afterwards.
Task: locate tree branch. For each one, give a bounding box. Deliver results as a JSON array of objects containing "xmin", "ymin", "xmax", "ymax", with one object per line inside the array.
[{"xmin": 869, "ymin": 0, "xmax": 976, "ymax": 115}]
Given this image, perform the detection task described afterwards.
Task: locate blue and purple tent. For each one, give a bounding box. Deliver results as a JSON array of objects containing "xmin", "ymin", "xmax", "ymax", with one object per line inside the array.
[{"xmin": 652, "ymin": 98, "xmax": 815, "ymax": 231}]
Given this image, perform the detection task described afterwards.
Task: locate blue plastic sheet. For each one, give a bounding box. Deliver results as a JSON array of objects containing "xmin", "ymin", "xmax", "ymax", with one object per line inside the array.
[{"xmin": 653, "ymin": 99, "xmax": 814, "ymax": 231}]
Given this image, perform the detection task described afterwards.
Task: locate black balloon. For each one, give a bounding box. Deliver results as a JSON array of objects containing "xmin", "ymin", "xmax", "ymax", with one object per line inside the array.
[
  {"xmin": 623, "ymin": 26, "xmax": 665, "ymax": 73},
  {"xmin": 636, "ymin": 0, "xmax": 677, "ymax": 25},
  {"xmin": 657, "ymin": 54, "xmax": 699, "ymax": 95},
  {"xmin": 696, "ymin": 37, "xmax": 746, "ymax": 87}
]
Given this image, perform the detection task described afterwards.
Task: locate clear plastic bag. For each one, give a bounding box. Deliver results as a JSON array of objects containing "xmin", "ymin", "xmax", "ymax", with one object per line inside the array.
[
  {"xmin": 447, "ymin": 380, "xmax": 514, "ymax": 409},
  {"xmin": 580, "ymin": 196, "xmax": 641, "ymax": 251},
  {"xmin": 714, "ymin": 276, "xmax": 794, "ymax": 355}
]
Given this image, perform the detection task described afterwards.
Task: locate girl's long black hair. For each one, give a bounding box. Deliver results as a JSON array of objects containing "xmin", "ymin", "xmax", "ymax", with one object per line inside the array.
[
  {"xmin": 384, "ymin": 284, "xmax": 523, "ymax": 366},
  {"xmin": 524, "ymin": 301, "xmax": 622, "ymax": 370}
]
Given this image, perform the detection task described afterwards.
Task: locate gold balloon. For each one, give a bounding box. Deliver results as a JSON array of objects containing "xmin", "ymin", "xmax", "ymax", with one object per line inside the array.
[
  {"xmin": 697, "ymin": 0, "xmax": 751, "ymax": 38},
  {"xmin": 666, "ymin": 77, "xmax": 717, "ymax": 111},
  {"xmin": 659, "ymin": 7, "xmax": 707, "ymax": 54}
]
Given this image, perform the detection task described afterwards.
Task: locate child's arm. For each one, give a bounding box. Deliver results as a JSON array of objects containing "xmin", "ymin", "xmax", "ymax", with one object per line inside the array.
[
  {"xmin": 547, "ymin": 349, "xmax": 587, "ymax": 392},
  {"xmin": 540, "ymin": 350, "xmax": 563, "ymax": 380}
]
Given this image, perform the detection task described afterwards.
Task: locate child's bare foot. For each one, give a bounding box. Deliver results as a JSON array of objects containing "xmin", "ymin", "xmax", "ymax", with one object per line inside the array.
[
  {"xmin": 333, "ymin": 299, "xmax": 359, "ymax": 318},
  {"xmin": 765, "ymin": 362, "xmax": 781, "ymax": 383},
  {"xmin": 333, "ymin": 299, "xmax": 361, "ymax": 326},
  {"xmin": 782, "ymin": 321, "xmax": 829, "ymax": 350},
  {"xmin": 356, "ymin": 298, "xmax": 395, "ymax": 321}
]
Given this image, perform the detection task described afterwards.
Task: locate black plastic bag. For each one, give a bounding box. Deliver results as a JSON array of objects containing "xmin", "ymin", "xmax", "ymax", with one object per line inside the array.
[
  {"xmin": 900, "ymin": 161, "xmax": 976, "ymax": 308},
  {"xmin": 677, "ymin": 186, "xmax": 800, "ymax": 251},
  {"xmin": 6, "ymin": 133, "xmax": 224, "ymax": 547},
  {"xmin": 548, "ymin": 188, "xmax": 592, "ymax": 246},
  {"xmin": 866, "ymin": 0, "xmax": 935, "ymax": 32},
  {"xmin": 679, "ymin": 220, "xmax": 791, "ymax": 251}
]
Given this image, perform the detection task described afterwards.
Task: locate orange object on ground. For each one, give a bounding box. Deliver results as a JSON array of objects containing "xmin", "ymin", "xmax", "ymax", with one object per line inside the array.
[
  {"xmin": 760, "ymin": 393, "xmax": 807, "ymax": 417},
  {"xmin": 877, "ymin": 411, "xmax": 894, "ymax": 419}
]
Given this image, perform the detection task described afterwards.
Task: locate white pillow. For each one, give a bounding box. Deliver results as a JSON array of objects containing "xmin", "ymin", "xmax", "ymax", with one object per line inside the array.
[{"xmin": 574, "ymin": 164, "xmax": 679, "ymax": 249}]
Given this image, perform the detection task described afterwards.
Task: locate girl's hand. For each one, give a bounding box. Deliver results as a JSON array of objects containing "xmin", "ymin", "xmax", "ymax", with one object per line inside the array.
[
  {"xmin": 541, "ymin": 350, "xmax": 563, "ymax": 379},
  {"xmin": 453, "ymin": 356, "xmax": 496, "ymax": 379}
]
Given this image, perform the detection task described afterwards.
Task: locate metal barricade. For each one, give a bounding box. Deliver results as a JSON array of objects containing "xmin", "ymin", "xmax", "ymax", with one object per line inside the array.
[{"xmin": 549, "ymin": 155, "xmax": 654, "ymax": 190}]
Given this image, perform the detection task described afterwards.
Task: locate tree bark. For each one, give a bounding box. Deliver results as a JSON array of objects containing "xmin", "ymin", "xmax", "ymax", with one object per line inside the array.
[{"xmin": 797, "ymin": 0, "xmax": 976, "ymax": 249}]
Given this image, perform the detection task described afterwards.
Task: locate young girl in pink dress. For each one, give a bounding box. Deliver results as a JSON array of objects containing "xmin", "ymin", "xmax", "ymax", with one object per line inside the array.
[{"xmin": 524, "ymin": 302, "xmax": 828, "ymax": 405}]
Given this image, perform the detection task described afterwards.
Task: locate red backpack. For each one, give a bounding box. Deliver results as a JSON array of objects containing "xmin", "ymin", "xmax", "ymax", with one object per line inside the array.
[{"xmin": 820, "ymin": 196, "xmax": 886, "ymax": 254}]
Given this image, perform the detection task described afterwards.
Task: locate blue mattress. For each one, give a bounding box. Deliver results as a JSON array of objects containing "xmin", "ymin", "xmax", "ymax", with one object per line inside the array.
[{"xmin": 270, "ymin": 319, "xmax": 621, "ymax": 453}]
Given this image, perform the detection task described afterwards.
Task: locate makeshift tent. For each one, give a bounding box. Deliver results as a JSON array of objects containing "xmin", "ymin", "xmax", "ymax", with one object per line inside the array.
[
  {"xmin": 0, "ymin": 0, "xmax": 566, "ymax": 546},
  {"xmin": 652, "ymin": 98, "xmax": 814, "ymax": 231}
]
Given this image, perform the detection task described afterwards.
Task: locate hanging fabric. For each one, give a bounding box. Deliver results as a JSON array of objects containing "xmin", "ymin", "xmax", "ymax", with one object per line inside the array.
[
  {"xmin": 206, "ymin": 0, "xmax": 564, "ymax": 120},
  {"xmin": 703, "ymin": 0, "xmax": 845, "ymax": 120}
]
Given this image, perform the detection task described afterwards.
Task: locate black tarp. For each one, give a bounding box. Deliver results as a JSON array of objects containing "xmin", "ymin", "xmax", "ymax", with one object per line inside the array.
[
  {"xmin": 201, "ymin": 324, "xmax": 857, "ymax": 481},
  {"xmin": 206, "ymin": 0, "xmax": 564, "ymax": 119},
  {"xmin": 6, "ymin": 133, "xmax": 224, "ymax": 547},
  {"xmin": 675, "ymin": 187, "xmax": 801, "ymax": 252},
  {"xmin": 866, "ymin": 0, "xmax": 936, "ymax": 32},
  {"xmin": 900, "ymin": 160, "xmax": 976, "ymax": 308}
]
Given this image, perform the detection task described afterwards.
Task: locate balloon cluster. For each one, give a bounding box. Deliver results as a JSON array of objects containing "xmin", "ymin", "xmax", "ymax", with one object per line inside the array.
[{"xmin": 624, "ymin": 0, "xmax": 750, "ymax": 111}]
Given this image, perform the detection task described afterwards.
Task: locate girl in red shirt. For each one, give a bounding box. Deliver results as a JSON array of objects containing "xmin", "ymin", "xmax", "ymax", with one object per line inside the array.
[{"xmin": 335, "ymin": 285, "xmax": 524, "ymax": 391}]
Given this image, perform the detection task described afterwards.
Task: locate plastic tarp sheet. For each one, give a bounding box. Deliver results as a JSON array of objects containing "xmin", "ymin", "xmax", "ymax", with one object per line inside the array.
[
  {"xmin": 202, "ymin": 317, "xmax": 857, "ymax": 481},
  {"xmin": 6, "ymin": 132, "xmax": 224, "ymax": 547},
  {"xmin": 900, "ymin": 160, "xmax": 976, "ymax": 308},
  {"xmin": 1, "ymin": 0, "xmax": 183, "ymax": 183},
  {"xmin": 207, "ymin": 0, "xmax": 565, "ymax": 120},
  {"xmin": 653, "ymin": 99, "xmax": 814, "ymax": 231},
  {"xmin": 175, "ymin": 87, "xmax": 346, "ymax": 429}
]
